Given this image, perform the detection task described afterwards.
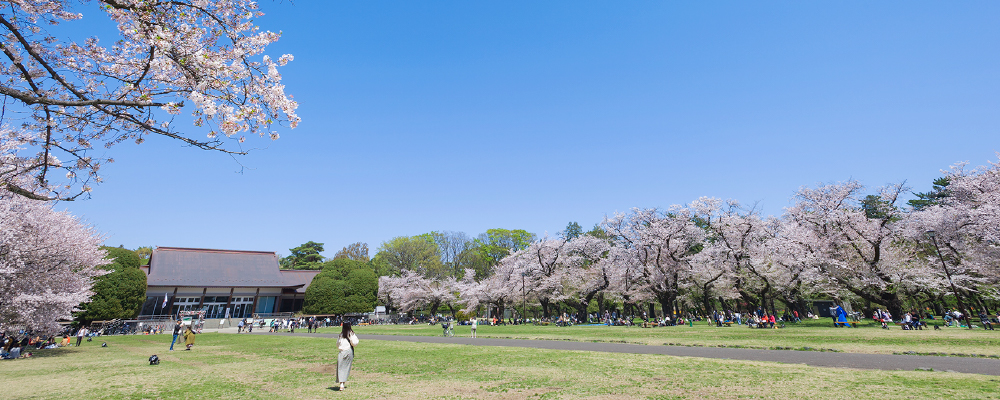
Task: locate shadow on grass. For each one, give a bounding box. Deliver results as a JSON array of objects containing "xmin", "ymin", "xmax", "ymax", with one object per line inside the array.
[
  {"xmin": 327, "ymin": 386, "xmax": 343, "ymax": 391},
  {"xmin": 3, "ymin": 346, "xmax": 85, "ymax": 359}
]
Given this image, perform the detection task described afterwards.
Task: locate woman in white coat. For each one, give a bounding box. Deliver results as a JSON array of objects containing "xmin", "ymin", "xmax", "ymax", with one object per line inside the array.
[{"xmin": 337, "ymin": 322, "xmax": 360, "ymax": 390}]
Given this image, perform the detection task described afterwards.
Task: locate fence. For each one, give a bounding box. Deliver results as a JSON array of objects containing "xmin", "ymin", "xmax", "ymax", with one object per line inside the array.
[{"xmin": 94, "ymin": 318, "xmax": 173, "ymax": 336}]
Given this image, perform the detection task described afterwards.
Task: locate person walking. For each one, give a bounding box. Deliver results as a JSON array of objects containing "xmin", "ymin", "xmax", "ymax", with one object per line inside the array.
[
  {"xmin": 470, "ymin": 317, "xmax": 478, "ymax": 338},
  {"xmin": 183, "ymin": 324, "xmax": 196, "ymax": 350},
  {"xmin": 75, "ymin": 326, "xmax": 87, "ymax": 347},
  {"xmin": 170, "ymin": 321, "xmax": 182, "ymax": 351},
  {"xmin": 336, "ymin": 322, "xmax": 360, "ymax": 391}
]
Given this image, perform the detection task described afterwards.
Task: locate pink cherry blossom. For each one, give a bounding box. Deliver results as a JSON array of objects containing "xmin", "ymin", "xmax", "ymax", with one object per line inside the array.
[{"xmin": 0, "ymin": 0, "xmax": 299, "ymax": 200}]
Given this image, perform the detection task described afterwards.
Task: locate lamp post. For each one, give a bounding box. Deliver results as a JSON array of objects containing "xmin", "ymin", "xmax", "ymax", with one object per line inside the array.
[
  {"xmin": 521, "ymin": 272, "xmax": 527, "ymax": 324},
  {"xmin": 926, "ymin": 230, "xmax": 973, "ymax": 330}
]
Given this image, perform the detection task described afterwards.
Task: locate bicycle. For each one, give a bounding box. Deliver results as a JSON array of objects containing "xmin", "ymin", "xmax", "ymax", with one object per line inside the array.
[{"xmin": 441, "ymin": 322, "xmax": 454, "ymax": 337}]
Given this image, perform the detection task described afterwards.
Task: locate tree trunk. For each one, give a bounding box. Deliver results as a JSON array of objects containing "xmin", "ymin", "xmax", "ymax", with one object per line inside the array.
[
  {"xmin": 701, "ymin": 284, "xmax": 714, "ymax": 315},
  {"xmin": 597, "ymin": 292, "xmax": 606, "ymax": 317},
  {"xmin": 932, "ymin": 294, "xmax": 945, "ymax": 317},
  {"xmin": 540, "ymin": 299, "xmax": 551, "ymax": 319},
  {"xmin": 973, "ymin": 294, "xmax": 989, "ymax": 315},
  {"xmin": 575, "ymin": 302, "xmax": 586, "ymax": 323}
]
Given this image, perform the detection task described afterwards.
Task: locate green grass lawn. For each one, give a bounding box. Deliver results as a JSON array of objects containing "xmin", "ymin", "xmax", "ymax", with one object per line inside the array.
[
  {"xmin": 5, "ymin": 333, "xmax": 1000, "ymax": 399},
  {"xmin": 353, "ymin": 318, "xmax": 1000, "ymax": 357}
]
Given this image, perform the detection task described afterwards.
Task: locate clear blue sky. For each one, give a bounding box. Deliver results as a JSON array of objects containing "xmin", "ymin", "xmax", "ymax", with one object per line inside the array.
[{"xmin": 63, "ymin": 1, "xmax": 1000, "ymax": 258}]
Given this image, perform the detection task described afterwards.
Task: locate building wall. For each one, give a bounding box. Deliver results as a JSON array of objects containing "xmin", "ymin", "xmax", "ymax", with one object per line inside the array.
[{"xmin": 141, "ymin": 287, "xmax": 288, "ymax": 318}]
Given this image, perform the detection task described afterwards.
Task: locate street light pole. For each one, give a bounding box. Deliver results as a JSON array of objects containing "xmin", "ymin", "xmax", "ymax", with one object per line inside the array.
[
  {"xmin": 521, "ymin": 272, "xmax": 527, "ymax": 324},
  {"xmin": 926, "ymin": 230, "xmax": 974, "ymax": 330}
]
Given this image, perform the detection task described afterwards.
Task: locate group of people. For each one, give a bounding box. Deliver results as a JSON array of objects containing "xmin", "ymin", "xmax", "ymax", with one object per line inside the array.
[
  {"xmin": 0, "ymin": 325, "xmax": 100, "ymax": 360},
  {"xmin": 873, "ymin": 309, "xmax": 999, "ymax": 330},
  {"xmin": 168, "ymin": 320, "xmax": 198, "ymax": 351},
  {"xmin": 438, "ymin": 317, "xmax": 480, "ymax": 337},
  {"xmin": 1, "ymin": 334, "xmax": 42, "ymax": 359},
  {"xmin": 263, "ymin": 316, "xmax": 344, "ymax": 333},
  {"xmin": 873, "ymin": 309, "xmax": 927, "ymax": 330},
  {"xmin": 943, "ymin": 310, "xmax": 999, "ymax": 330}
]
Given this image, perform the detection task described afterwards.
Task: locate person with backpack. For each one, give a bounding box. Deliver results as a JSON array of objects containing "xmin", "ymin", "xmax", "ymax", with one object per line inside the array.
[{"xmin": 337, "ymin": 322, "xmax": 360, "ymax": 391}]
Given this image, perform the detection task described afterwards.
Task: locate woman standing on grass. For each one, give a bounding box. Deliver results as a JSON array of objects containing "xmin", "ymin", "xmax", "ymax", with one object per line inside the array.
[
  {"xmin": 183, "ymin": 325, "xmax": 196, "ymax": 350},
  {"xmin": 337, "ymin": 322, "xmax": 360, "ymax": 391}
]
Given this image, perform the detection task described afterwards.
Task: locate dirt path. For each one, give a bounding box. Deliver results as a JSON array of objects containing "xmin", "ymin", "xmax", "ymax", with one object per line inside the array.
[{"xmin": 251, "ymin": 332, "xmax": 1000, "ymax": 376}]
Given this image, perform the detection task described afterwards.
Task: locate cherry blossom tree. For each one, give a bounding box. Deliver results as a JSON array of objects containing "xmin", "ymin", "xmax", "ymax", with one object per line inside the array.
[
  {"xmin": 560, "ymin": 233, "xmax": 614, "ymax": 322},
  {"xmin": 903, "ymin": 159, "xmax": 1000, "ymax": 315},
  {"xmin": 461, "ymin": 255, "xmax": 523, "ymax": 319},
  {"xmin": 515, "ymin": 237, "xmax": 568, "ymax": 318},
  {"xmin": 762, "ymin": 218, "xmax": 831, "ymax": 315},
  {"xmin": 785, "ymin": 181, "xmax": 919, "ymax": 317},
  {"xmin": 604, "ymin": 203, "xmax": 706, "ymax": 318},
  {"xmin": 0, "ymin": 187, "xmax": 108, "ymax": 334},
  {"xmin": 700, "ymin": 200, "xmax": 784, "ymax": 314},
  {"xmin": 0, "ymin": 0, "xmax": 299, "ymax": 200},
  {"xmin": 378, "ymin": 268, "xmax": 469, "ymax": 317}
]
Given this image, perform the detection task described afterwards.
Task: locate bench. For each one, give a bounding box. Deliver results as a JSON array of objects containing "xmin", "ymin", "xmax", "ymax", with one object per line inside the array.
[
  {"xmin": 721, "ymin": 321, "xmax": 734, "ymax": 327},
  {"xmin": 641, "ymin": 322, "xmax": 658, "ymax": 328},
  {"xmin": 834, "ymin": 321, "xmax": 859, "ymax": 327}
]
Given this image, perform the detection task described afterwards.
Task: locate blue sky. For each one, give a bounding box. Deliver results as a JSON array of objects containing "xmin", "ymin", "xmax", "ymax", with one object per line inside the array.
[{"xmin": 63, "ymin": 1, "xmax": 1000, "ymax": 258}]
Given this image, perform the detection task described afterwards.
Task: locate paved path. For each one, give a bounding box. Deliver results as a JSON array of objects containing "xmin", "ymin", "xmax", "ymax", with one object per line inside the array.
[{"xmin": 251, "ymin": 332, "xmax": 1000, "ymax": 376}]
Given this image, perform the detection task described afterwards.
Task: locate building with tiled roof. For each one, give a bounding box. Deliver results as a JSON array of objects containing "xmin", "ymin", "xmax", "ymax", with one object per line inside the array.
[{"xmin": 138, "ymin": 247, "xmax": 320, "ymax": 318}]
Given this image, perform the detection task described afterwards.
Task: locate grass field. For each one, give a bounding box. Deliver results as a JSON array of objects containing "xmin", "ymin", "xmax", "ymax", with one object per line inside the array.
[
  {"xmin": 5, "ymin": 332, "xmax": 1000, "ymax": 399},
  {"xmin": 352, "ymin": 318, "xmax": 1000, "ymax": 357}
]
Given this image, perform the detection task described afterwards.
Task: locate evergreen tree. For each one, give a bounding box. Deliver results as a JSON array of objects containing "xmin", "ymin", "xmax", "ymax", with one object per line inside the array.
[{"xmin": 75, "ymin": 247, "xmax": 147, "ymax": 323}]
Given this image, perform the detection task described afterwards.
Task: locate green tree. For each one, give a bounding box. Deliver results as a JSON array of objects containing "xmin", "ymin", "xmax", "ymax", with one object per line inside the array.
[
  {"xmin": 134, "ymin": 246, "xmax": 153, "ymax": 262},
  {"xmin": 333, "ymin": 242, "xmax": 370, "ymax": 262},
  {"xmin": 346, "ymin": 268, "xmax": 379, "ymax": 305},
  {"xmin": 861, "ymin": 194, "xmax": 901, "ymax": 221},
  {"xmin": 375, "ymin": 235, "xmax": 444, "ymax": 278},
  {"xmin": 586, "ymin": 224, "xmax": 609, "ymax": 240},
  {"xmin": 303, "ymin": 276, "xmax": 341, "ymax": 314},
  {"xmin": 474, "ymin": 228, "xmax": 536, "ymax": 267},
  {"xmin": 562, "ymin": 222, "xmax": 583, "ymax": 240},
  {"xmin": 75, "ymin": 247, "xmax": 147, "ymax": 323},
  {"xmin": 280, "ymin": 241, "xmax": 326, "ymax": 270},
  {"xmin": 302, "ymin": 262, "xmax": 379, "ymax": 314},
  {"xmin": 431, "ymin": 231, "xmax": 482, "ymax": 278},
  {"xmin": 320, "ymin": 258, "xmax": 367, "ymax": 279},
  {"xmin": 908, "ymin": 177, "xmax": 950, "ymax": 211}
]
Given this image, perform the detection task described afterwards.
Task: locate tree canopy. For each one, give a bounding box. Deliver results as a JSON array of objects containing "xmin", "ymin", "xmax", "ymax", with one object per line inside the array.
[
  {"xmin": 333, "ymin": 242, "xmax": 370, "ymax": 262},
  {"xmin": 75, "ymin": 247, "xmax": 147, "ymax": 324},
  {"xmin": 302, "ymin": 259, "xmax": 378, "ymax": 314},
  {"xmin": 474, "ymin": 228, "xmax": 536, "ymax": 267},
  {"xmin": 0, "ymin": 0, "xmax": 298, "ymax": 200},
  {"xmin": 0, "ymin": 189, "xmax": 107, "ymax": 334},
  {"xmin": 280, "ymin": 241, "xmax": 325, "ymax": 270},
  {"xmin": 376, "ymin": 235, "xmax": 444, "ymax": 278}
]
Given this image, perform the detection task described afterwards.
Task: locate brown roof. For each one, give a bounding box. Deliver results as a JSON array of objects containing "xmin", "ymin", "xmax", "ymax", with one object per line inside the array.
[
  {"xmin": 147, "ymin": 247, "xmax": 303, "ymax": 288},
  {"xmin": 280, "ymin": 270, "xmax": 322, "ymax": 293}
]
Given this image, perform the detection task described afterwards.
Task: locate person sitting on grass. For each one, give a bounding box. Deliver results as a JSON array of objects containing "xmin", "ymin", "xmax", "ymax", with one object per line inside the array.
[
  {"xmin": 912, "ymin": 313, "xmax": 924, "ymax": 330},
  {"xmin": 3, "ymin": 345, "xmax": 21, "ymax": 359}
]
